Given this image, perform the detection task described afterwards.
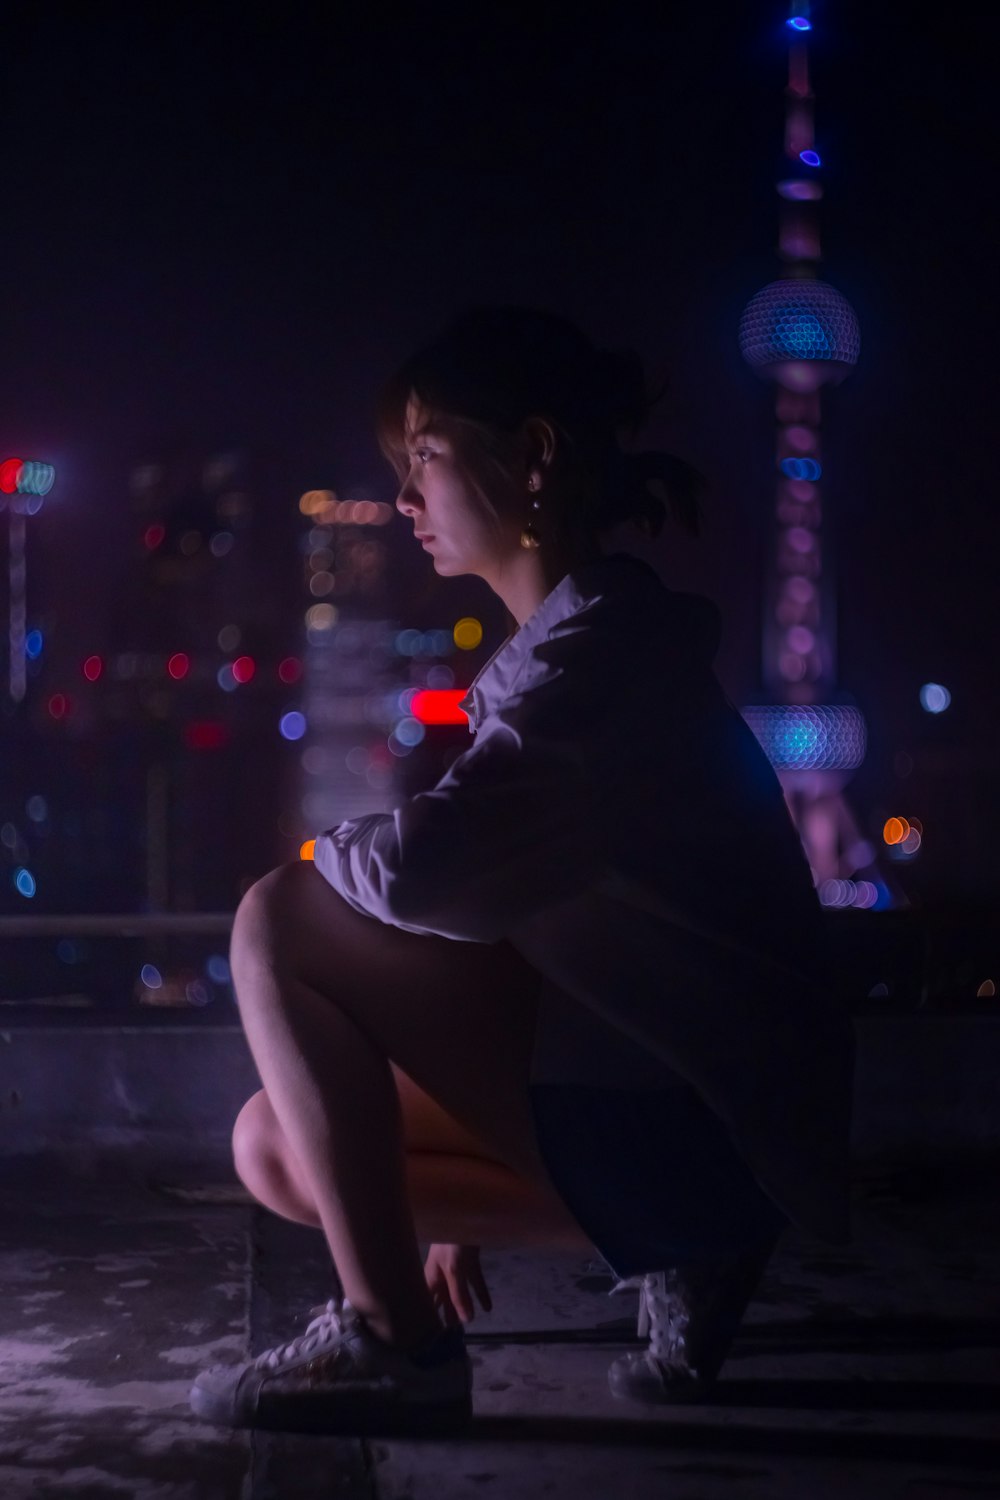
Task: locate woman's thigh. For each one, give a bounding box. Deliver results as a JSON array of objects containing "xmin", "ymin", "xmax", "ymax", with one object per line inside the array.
[{"xmin": 233, "ymin": 861, "xmax": 551, "ymax": 1188}]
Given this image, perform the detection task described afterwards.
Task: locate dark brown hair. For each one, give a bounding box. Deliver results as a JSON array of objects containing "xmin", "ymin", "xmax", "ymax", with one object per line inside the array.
[{"xmin": 376, "ymin": 306, "xmax": 705, "ymax": 541}]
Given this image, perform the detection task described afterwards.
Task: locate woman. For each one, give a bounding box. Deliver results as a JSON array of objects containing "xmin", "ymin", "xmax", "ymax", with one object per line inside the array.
[{"xmin": 190, "ymin": 306, "xmax": 854, "ymax": 1435}]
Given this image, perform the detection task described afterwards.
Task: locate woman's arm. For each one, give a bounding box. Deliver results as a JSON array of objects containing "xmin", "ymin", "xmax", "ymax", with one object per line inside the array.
[{"xmin": 312, "ymin": 629, "xmax": 611, "ymax": 942}]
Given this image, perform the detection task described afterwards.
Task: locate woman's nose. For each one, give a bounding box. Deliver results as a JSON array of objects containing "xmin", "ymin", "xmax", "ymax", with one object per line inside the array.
[{"xmin": 395, "ymin": 476, "xmax": 421, "ymax": 515}]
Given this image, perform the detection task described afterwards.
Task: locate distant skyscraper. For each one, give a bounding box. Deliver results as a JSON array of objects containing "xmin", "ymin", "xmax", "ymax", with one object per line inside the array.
[{"xmin": 738, "ymin": 4, "xmax": 894, "ymax": 911}]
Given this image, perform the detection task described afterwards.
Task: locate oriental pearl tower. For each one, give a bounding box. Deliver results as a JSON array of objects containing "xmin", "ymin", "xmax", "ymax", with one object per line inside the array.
[{"xmin": 738, "ymin": 4, "xmax": 894, "ymax": 911}]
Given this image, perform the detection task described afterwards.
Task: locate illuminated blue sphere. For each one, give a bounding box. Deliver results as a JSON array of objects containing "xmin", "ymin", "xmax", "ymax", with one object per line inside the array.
[
  {"xmin": 740, "ymin": 280, "xmax": 860, "ymax": 386},
  {"xmin": 741, "ymin": 703, "xmax": 866, "ymax": 772}
]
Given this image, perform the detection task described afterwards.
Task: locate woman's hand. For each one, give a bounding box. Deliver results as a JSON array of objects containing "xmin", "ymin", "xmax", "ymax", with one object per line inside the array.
[{"xmin": 423, "ymin": 1244, "xmax": 493, "ymax": 1326}]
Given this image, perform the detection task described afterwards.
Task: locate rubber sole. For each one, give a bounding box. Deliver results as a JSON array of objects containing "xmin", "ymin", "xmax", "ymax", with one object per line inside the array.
[{"xmin": 190, "ymin": 1380, "xmax": 474, "ymax": 1437}]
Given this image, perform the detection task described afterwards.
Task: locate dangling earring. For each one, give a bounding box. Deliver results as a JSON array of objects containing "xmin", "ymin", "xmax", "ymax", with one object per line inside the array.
[{"xmin": 520, "ymin": 474, "xmax": 542, "ymax": 549}]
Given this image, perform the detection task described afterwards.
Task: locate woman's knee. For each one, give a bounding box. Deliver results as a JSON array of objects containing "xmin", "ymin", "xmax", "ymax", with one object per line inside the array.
[
  {"xmin": 230, "ymin": 862, "xmax": 306, "ymax": 982},
  {"xmin": 232, "ymin": 1088, "xmax": 280, "ymax": 1187}
]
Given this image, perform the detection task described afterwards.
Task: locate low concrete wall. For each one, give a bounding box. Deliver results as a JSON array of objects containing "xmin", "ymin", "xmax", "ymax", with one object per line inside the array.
[{"xmin": 1, "ymin": 1018, "xmax": 998, "ymax": 1163}]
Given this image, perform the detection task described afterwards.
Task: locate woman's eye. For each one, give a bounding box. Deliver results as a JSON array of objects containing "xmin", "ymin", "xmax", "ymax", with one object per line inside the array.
[{"xmin": 416, "ymin": 449, "xmax": 432, "ymax": 464}]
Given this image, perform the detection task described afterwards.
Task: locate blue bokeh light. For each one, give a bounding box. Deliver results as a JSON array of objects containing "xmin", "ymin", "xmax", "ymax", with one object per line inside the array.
[
  {"xmin": 919, "ymin": 682, "xmax": 951, "ymax": 714},
  {"xmin": 14, "ymin": 867, "xmax": 36, "ymax": 898},
  {"xmin": 140, "ymin": 963, "xmax": 162, "ymax": 989},
  {"xmin": 742, "ymin": 704, "xmax": 867, "ymax": 772},
  {"xmin": 279, "ymin": 711, "xmax": 308, "ymax": 741},
  {"xmin": 25, "ymin": 630, "xmax": 44, "ymax": 659},
  {"xmin": 394, "ymin": 716, "xmax": 426, "ymax": 747},
  {"xmin": 206, "ymin": 954, "xmax": 231, "ymax": 985},
  {"xmin": 779, "ymin": 457, "xmax": 822, "ymax": 481},
  {"xmin": 787, "ymin": 16, "xmax": 812, "ymax": 29},
  {"xmin": 799, "ymin": 150, "xmax": 822, "ymax": 167}
]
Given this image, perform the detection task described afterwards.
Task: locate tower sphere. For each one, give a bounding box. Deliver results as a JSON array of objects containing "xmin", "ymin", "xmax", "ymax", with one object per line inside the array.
[{"xmin": 740, "ymin": 279, "xmax": 860, "ymax": 390}]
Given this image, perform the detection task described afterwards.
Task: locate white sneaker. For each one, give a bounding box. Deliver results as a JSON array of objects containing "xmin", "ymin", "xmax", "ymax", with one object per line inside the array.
[
  {"xmin": 606, "ymin": 1244, "xmax": 773, "ymax": 1405},
  {"xmin": 190, "ymin": 1296, "xmax": 472, "ymax": 1435}
]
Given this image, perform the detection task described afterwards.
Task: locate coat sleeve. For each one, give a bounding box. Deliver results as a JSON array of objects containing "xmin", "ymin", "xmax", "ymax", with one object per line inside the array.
[{"xmin": 311, "ymin": 634, "xmax": 608, "ymax": 942}]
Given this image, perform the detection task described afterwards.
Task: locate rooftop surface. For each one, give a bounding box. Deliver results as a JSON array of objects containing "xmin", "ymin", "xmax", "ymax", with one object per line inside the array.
[{"xmin": 1, "ymin": 1151, "xmax": 997, "ymax": 1500}]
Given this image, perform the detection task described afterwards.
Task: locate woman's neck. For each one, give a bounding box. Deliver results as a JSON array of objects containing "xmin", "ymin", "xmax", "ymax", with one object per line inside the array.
[{"xmin": 491, "ymin": 535, "xmax": 605, "ymax": 628}]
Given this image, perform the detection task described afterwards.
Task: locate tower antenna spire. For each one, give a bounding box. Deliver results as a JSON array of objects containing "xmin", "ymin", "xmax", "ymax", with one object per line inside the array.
[{"xmin": 738, "ymin": 4, "xmax": 895, "ymax": 912}]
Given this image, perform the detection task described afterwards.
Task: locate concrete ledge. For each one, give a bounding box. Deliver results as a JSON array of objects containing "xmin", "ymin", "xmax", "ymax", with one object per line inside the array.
[{"xmin": 1, "ymin": 1017, "xmax": 998, "ymax": 1162}]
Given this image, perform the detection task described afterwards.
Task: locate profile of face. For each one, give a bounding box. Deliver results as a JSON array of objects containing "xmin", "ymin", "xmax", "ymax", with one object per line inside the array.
[{"xmin": 394, "ymin": 395, "xmax": 526, "ymax": 582}]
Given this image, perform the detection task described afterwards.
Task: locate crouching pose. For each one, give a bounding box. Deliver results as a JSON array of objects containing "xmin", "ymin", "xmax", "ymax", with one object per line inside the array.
[{"xmin": 190, "ymin": 306, "xmax": 854, "ymax": 1435}]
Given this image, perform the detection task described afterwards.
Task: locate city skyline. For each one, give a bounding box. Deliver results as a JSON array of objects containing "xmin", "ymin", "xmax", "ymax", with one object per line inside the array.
[{"xmin": 1, "ymin": 4, "xmax": 995, "ymax": 904}]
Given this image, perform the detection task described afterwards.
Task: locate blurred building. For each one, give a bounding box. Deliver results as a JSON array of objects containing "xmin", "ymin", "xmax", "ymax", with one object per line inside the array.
[{"xmin": 1, "ymin": 450, "xmax": 300, "ymax": 921}]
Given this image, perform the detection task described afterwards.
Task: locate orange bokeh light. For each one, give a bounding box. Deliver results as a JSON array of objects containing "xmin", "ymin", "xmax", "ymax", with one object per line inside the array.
[
  {"xmin": 883, "ymin": 817, "xmax": 910, "ymax": 846},
  {"xmin": 299, "ymin": 839, "xmax": 316, "ymax": 861}
]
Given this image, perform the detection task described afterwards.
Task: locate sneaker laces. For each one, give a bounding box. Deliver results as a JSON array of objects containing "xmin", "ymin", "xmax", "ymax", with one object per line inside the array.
[
  {"xmin": 608, "ymin": 1271, "xmax": 691, "ymax": 1365},
  {"xmin": 253, "ymin": 1297, "xmax": 353, "ymax": 1373}
]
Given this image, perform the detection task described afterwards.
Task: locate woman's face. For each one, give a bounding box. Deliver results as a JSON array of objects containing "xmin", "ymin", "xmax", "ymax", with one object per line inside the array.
[{"xmin": 394, "ymin": 395, "xmax": 522, "ymax": 579}]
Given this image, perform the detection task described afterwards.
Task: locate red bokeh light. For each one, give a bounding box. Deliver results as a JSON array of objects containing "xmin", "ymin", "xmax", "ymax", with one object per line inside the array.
[
  {"xmin": 82, "ymin": 655, "xmax": 103, "ymax": 682},
  {"xmin": 410, "ymin": 690, "xmax": 469, "ymax": 725},
  {"xmin": 167, "ymin": 652, "xmax": 190, "ymax": 680},
  {"xmin": 278, "ymin": 656, "xmax": 303, "ymax": 684},
  {"xmin": 184, "ymin": 720, "xmax": 230, "ymax": 751},
  {"xmin": 144, "ymin": 523, "xmax": 166, "ymax": 549},
  {"xmin": 232, "ymin": 655, "xmax": 255, "ymax": 684},
  {"xmin": 47, "ymin": 693, "xmax": 70, "ymax": 719},
  {"xmin": 0, "ymin": 458, "xmax": 23, "ymax": 494}
]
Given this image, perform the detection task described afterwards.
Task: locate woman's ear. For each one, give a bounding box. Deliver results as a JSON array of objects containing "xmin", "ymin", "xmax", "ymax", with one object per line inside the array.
[{"xmin": 521, "ymin": 417, "xmax": 558, "ymax": 475}]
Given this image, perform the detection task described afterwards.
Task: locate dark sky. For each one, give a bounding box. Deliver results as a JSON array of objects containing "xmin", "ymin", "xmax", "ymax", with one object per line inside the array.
[{"xmin": 2, "ymin": 2, "xmax": 997, "ymax": 881}]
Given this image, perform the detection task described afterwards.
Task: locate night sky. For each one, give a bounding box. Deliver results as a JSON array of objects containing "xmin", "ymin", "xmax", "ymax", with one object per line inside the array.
[{"xmin": 2, "ymin": 3, "xmax": 996, "ymax": 896}]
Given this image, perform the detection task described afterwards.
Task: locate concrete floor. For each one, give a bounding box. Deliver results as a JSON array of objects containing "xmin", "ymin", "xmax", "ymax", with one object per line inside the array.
[{"xmin": 0, "ymin": 1153, "xmax": 997, "ymax": 1499}]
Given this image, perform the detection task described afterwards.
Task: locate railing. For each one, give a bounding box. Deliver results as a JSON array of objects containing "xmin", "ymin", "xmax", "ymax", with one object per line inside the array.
[{"xmin": 0, "ymin": 914, "xmax": 234, "ymax": 937}]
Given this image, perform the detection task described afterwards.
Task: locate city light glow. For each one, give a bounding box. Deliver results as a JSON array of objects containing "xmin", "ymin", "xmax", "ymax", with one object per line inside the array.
[
  {"xmin": 411, "ymin": 689, "xmax": 469, "ymax": 725},
  {"xmin": 280, "ymin": 711, "xmax": 308, "ymax": 740},
  {"xmin": 920, "ymin": 682, "xmax": 951, "ymax": 713},
  {"xmin": 453, "ymin": 617, "xmax": 483, "ymax": 650},
  {"xmin": 184, "ymin": 720, "xmax": 230, "ymax": 750}
]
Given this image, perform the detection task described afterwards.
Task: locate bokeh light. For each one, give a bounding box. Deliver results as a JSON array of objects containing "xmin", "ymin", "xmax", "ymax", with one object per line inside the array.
[
  {"xmin": 278, "ymin": 656, "xmax": 303, "ymax": 684},
  {"xmin": 920, "ymin": 682, "xmax": 951, "ymax": 713},
  {"xmin": 231, "ymin": 655, "xmax": 255, "ymax": 684},
  {"xmin": 14, "ymin": 867, "xmax": 36, "ymax": 898},
  {"xmin": 140, "ymin": 963, "xmax": 162, "ymax": 989},
  {"xmin": 206, "ymin": 954, "xmax": 231, "ymax": 984},
  {"xmin": 394, "ymin": 715, "xmax": 426, "ymax": 747},
  {"xmin": 25, "ymin": 629, "xmax": 44, "ymax": 659},
  {"xmin": 411, "ymin": 690, "xmax": 469, "ymax": 725},
  {"xmin": 209, "ymin": 531, "xmax": 235, "ymax": 557},
  {"xmin": 217, "ymin": 623, "xmax": 241, "ymax": 652},
  {"xmin": 83, "ymin": 655, "xmax": 103, "ymax": 681},
  {"xmin": 453, "ymin": 617, "xmax": 483, "ymax": 650},
  {"xmin": 280, "ymin": 711, "xmax": 308, "ymax": 741},
  {"xmin": 167, "ymin": 652, "xmax": 190, "ymax": 680},
  {"xmin": 26, "ymin": 795, "xmax": 47, "ymax": 822},
  {"xmin": 299, "ymin": 838, "xmax": 316, "ymax": 860},
  {"xmin": 743, "ymin": 703, "xmax": 866, "ymax": 771}
]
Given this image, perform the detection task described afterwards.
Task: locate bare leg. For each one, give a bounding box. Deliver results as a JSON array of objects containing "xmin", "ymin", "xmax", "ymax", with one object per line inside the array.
[
  {"xmin": 229, "ymin": 864, "xmax": 590, "ymax": 1356},
  {"xmin": 232, "ymin": 954, "xmax": 442, "ymax": 1352},
  {"xmin": 234, "ymin": 1095, "xmax": 594, "ymax": 1250}
]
